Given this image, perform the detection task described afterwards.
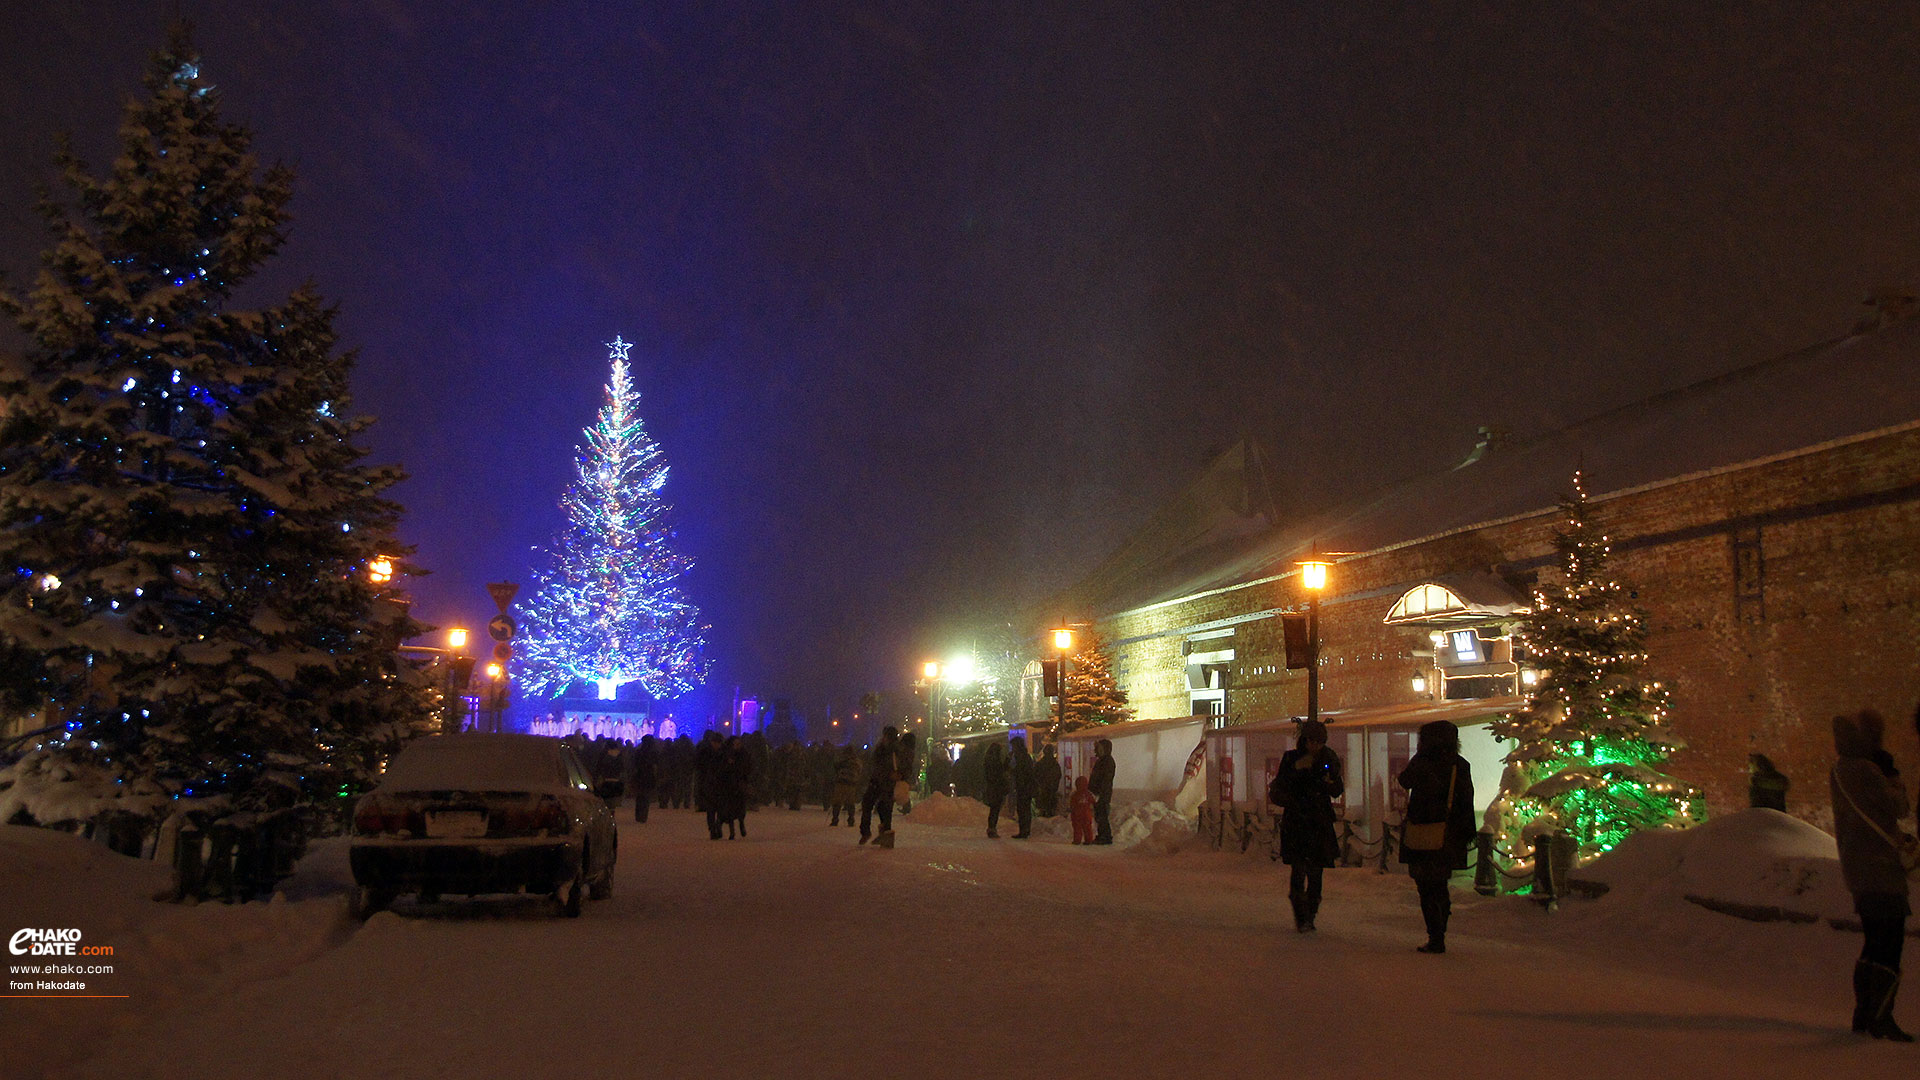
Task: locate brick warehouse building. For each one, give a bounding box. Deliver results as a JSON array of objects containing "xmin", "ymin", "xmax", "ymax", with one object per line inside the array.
[{"xmin": 1053, "ymin": 315, "xmax": 1920, "ymax": 829}]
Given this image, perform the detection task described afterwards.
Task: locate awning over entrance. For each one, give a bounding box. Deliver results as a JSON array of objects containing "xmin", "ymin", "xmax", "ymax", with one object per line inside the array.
[{"xmin": 1383, "ymin": 572, "xmax": 1530, "ymax": 627}]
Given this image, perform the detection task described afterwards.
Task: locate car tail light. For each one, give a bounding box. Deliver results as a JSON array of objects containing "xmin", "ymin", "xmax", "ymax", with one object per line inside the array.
[
  {"xmin": 496, "ymin": 796, "xmax": 566, "ymax": 836},
  {"xmin": 353, "ymin": 797, "xmax": 423, "ymax": 836}
]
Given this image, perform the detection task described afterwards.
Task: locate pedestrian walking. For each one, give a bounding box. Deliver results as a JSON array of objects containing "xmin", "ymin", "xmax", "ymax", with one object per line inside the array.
[
  {"xmin": 1069, "ymin": 775, "xmax": 1096, "ymax": 844},
  {"xmin": 721, "ymin": 734, "xmax": 753, "ymax": 839},
  {"xmin": 981, "ymin": 741, "xmax": 1010, "ymax": 838},
  {"xmin": 859, "ymin": 727, "xmax": 900, "ymax": 846},
  {"xmin": 629, "ymin": 734, "xmax": 659, "ymax": 823},
  {"xmin": 1831, "ymin": 709, "xmax": 1914, "ymax": 1041},
  {"xmin": 829, "ymin": 744, "xmax": 861, "ymax": 827},
  {"xmin": 1090, "ymin": 738, "xmax": 1116, "ymax": 845},
  {"xmin": 1009, "ymin": 735, "xmax": 1037, "ymax": 839},
  {"xmin": 1274, "ymin": 719, "xmax": 1343, "ymax": 932},
  {"xmin": 1748, "ymin": 753, "xmax": 1789, "ymax": 812},
  {"xmin": 694, "ymin": 730, "xmax": 725, "ymax": 840},
  {"xmin": 1034, "ymin": 743, "xmax": 1063, "ymax": 817},
  {"xmin": 1397, "ymin": 720, "xmax": 1474, "ymax": 954}
]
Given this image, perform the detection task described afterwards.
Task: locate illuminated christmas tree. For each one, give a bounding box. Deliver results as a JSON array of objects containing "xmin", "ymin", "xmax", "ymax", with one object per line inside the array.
[
  {"xmin": 0, "ymin": 28, "xmax": 431, "ymax": 810},
  {"xmin": 520, "ymin": 338, "xmax": 709, "ymax": 701},
  {"xmin": 1489, "ymin": 472, "xmax": 1700, "ymax": 872},
  {"xmin": 1053, "ymin": 632, "xmax": 1133, "ymax": 741}
]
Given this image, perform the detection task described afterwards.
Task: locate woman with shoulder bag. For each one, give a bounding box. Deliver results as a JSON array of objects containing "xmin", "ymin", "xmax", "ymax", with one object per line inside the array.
[
  {"xmin": 1398, "ymin": 720, "xmax": 1474, "ymax": 954},
  {"xmin": 1832, "ymin": 709, "xmax": 1915, "ymax": 1042}
]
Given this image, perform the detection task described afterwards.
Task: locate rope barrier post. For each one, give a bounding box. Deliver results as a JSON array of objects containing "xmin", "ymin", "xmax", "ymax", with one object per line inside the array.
[
  {"xmin": 1532, "ymin": 834, "xmax": 1557, "ymax": 912},
  {"xmin": 1473, "ymin": 831, "xmax": 1498, "ymax": 895}
]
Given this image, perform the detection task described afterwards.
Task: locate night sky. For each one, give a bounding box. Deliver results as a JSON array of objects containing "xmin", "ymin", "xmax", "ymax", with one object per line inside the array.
[{"xmin": 6, "ymin": 2, "xmax": 1920, "ymax": 720}]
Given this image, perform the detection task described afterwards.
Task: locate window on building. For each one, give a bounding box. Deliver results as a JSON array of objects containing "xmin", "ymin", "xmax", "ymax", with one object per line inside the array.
[{"xmin": 1450, "ymin": 629, "xmax": 1480, "ymax": 663}]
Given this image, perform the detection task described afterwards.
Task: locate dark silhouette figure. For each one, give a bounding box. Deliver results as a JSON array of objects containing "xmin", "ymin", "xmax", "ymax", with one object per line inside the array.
[
  {"xmin": 829, "ymin": 745, "xmax": 861, "ymax": 827},
  {"xmin": 1748, "ymin": 753, "xmax": 1789, "ymax": 812},
  {"xmin": 694, "ymin": 731, "xmax": 725, "ymax": 840},
  {"xmin": 1034, "ymin": 744, "xmax": 1063, "ymax": 817},
  {"xmin": 981, "ymin": 741, "xmax": 1010, "ymax": 839},
  {"xmin": 1832, "ymin": 709, "xmax": 1913, "ymax": 1041},
  {"xmin": 629, "ymin": 735, "xmax": 659, "ymax": 823},
  {"xmin": 1398, "ymin": 720, "xmax": 1474, "ymax": 954},
  {"xmin": 859, "ymin": 727, "xmax": 900, "ymax": 845},
  {"xmin": 1009, "ymin": 736, "xmax": 1036, "ymax": 839},
  {"xmin": 1274, "ymin": 719, "xmax": 1343, "ymax": 932},
  {"xmin": 1090, "ymin": 738, "xmax": 1116, "ymax": 844}
]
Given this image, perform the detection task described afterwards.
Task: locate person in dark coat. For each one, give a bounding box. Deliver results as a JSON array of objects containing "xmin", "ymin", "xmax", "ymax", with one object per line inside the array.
[
  {"xmin": 829, "ymin": 744, "xmax": 862, "ymax": 827},
  {"xmin": 1009, "ymin": 736, "xmax": 1037, "ymax": 839},
  {"xmin": 1748, "ymin": 753, "xmax": 1789, "ymax": 812},
  {"xmin": 1831, "ymin": 709, "xmax": 1914, "ymax": 1041},
  {"xmin": 629, "ymin": 735, "xmax": 659, "ymax": 823},
  {"xmin": 1090, "ymin": 738, "xmax": 1117, "ymax": 845},
  {"xmin": 694, "ymin": 731, "xmax": 726, "ymax": 840},
  {"xmin": 1275, "ymin": 719, "xmax": 1344, "ymax": 932},
  {"xmin": 1398, "ymin": 720, "xmax": 1474, "ymax": 954},
  {"xmin": 859, "ymin": 727, "xmax": 900, "ymax": 845},
  {"xmin": 981, "ymin": 741, "xmax": 1011, "ymax": 839},
  {"xmin": 720, "ymin": 735, "xmax": 753, "ymax": 839},
  {"xmin": 1034, "ymin": 744, "xmax": 1063, "ymax": 817}
]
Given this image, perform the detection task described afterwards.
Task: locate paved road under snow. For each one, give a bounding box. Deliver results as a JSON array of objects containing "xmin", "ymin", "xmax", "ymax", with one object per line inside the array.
[{"xmin": 10, "ymin": 808, "xmax": 1917, "ymax": 1079}]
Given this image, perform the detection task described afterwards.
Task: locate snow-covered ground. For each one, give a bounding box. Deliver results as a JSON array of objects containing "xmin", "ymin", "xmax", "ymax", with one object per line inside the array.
[{"xmin": 3, "ymin": 806, "xmax": 1914, "ymax": 1079}]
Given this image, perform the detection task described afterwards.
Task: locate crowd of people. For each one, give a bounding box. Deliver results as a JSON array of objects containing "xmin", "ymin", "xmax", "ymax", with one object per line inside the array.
[{"xmin": 567, "ymin": 706, "xmax": 1916, "ymax": 1043}]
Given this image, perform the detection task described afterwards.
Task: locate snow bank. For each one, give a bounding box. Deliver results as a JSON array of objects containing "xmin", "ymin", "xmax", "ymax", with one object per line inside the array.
[
  {"xmin": 1113, "ymin": 800, "xmax": 1199, "ymax": 853},
  {"xmin": 1578, "ymin": 808, "xmax": 1852, "ymax": 918},
  {"xmin": 903, "ymin": 792, "xmax": 989, "ymax": 828},
  {"xmin": 0, "ymin": 747, "xmax": 170, "ymax": 826}
]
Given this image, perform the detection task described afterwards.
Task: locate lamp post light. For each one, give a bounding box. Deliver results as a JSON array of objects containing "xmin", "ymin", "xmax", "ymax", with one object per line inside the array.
[
  {"xmin": 1297, "ymin": 557, "xmax": 1330, "ymax": 726},
  {"xmin": 1050, "ymin": 626, "xmax": 1074, "ymax": 742}
]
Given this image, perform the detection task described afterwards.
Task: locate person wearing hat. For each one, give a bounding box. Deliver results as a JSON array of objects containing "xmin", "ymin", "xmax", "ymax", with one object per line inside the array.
[
  {"xmin": 1273, "ymin": 718, "xmax": 1344, "ymax": 932},
  {"xmin": 1831, "ymin": 709, "xmax": 1914, "ymax": 1041}
]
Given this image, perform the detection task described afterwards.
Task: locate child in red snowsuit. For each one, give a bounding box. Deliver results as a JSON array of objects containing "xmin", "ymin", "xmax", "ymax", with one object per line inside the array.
[{"xmin": 1070, "ymin": 775, "xmax": 1097, "ymax": 845}]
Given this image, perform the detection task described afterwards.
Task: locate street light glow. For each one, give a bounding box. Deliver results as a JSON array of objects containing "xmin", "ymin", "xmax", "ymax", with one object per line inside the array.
[
  {"xmin": 1052, "ymin": 627, "xmax": 1073, "ymax": 651},
  {"xmin": 944, "ymin": 654, "xmax": 976, "ymax": 686},
  {"xmin": 447, "ymin": 627, "xmax": 468, "ymax": 649},
  {"xmin": 1300, "ymin": 560, "xmax": 1329, "ymax": 591},
  {"xmin": 923, "ymin": 660, "xmax": 941, "ymax": 680},
  {"xmin": 367, "ymin": 556, "xmax": 394, "ymax": 585},
  {"xmin": 484, "ymin": 662, "xmax": 503, "ymax": 680}
]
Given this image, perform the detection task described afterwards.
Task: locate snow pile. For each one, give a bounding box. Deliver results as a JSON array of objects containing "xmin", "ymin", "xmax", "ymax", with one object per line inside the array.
[
  {"xmin": 903, "ymin": 792, "xmax": 989, "ymax": 828},
  {"xmin": 1113, "ymin": 800, "xmax": 1198, "ymax": 852},
  {"xmin": 0, "ymin": 747, "xmax": 170, "ymax": 826},
  {"xmin": 1578, "ymin": 808, "xmax": 1852, "ymax": 919}
]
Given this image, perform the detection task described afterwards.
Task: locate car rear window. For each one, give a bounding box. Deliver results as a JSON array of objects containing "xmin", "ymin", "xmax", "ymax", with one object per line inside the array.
[{"xmin": 381, "ymin": 736, "xmax": 568, "ymax": 792}]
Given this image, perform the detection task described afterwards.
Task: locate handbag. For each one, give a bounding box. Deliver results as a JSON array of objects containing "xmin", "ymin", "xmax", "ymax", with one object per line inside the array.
[
  {"xmin": 1401, "ymin": 762, "xmax": 1457, "ymax": 853},
  {"xmin": 893, "ymin": 779, "xmax": 911, "ymax": 808},
  {"xmin": 1834, "ymin": 767, "xmax": 1920, "ymax": 876}
]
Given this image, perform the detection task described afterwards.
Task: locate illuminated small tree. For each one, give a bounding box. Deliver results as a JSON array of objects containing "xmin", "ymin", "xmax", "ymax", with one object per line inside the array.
[
  {"xmin": 519, "ymin": 337, "xmax": 709, "ymax": 701},
  {"xmin": 1489, "ymin": 472, "xmax": 1700, "ymax": 871},
  {"xmin": 1055, "ymin": 632, "xmax": 1133, "ymax": 740},
  {"xmin": 944, "ymin": 680, "xmax": 1005, "ymax": 736}
]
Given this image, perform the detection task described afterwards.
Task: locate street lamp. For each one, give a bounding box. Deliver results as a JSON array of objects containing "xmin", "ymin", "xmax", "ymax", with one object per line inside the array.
[
  {"xmin": 367, "ymin": 556, "xmax": 394, "ymax": 586},
  {"xmin": 1297, "ymin": 556, "xmax": 1330, "ymax": 725},
  {"xmin": 1049, "ymin": 626, "xmax": 1074, "ymax": 741},
  {"xmin": 447, "ymin": 627, "xmax": 469, "ymax": 650}
]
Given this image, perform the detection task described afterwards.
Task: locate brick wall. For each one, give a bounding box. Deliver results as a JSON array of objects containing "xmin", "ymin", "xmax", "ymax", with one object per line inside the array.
[{"xmin": 1097, "ymin": 425, "xmax": 1920, "ymax": 822}]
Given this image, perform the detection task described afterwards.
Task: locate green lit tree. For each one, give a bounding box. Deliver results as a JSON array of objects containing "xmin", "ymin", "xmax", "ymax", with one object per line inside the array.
[
  {"xmin": 1489, "ymin": 472, "xmax": 1700, "ymax": 871},
  {"xmin": 1054, "ymin": 632, "xmax": 1133, "ymax": 742}
]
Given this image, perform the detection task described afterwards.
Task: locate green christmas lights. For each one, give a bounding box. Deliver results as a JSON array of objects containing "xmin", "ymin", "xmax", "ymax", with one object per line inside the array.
[{"xmin": 1489, "ymin": 472, "xmax": 1701, "ymax": 872}]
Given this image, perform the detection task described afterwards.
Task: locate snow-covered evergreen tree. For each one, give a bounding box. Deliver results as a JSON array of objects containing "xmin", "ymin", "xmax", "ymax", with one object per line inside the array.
[
  {"xmin": 1489, "ymin": 472, "xmax": 1700, "ymax": 871},
  {"xmin": 1053, "ymin": 632, "xmax": 1133, "ymax": 741},
  {"xmin": 0, "ymin": 27, "xmax": 432, "ymax": 812},
  {"xmin": 943, "ymin": 679, "xmax": 1005, "ymax": 736},
  {"xmin": 519, "ymin": 337, "xmax": 709, "ymax": 700}
]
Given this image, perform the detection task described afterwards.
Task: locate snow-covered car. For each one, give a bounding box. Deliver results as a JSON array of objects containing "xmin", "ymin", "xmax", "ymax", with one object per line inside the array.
[{"xmin": 348, "ymin": 734, "xmax": 618, "ymax": 919}]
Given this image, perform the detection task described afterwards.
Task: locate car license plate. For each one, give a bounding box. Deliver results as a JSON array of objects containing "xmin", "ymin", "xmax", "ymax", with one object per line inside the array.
[{"xmin": 425, "ymin": 811, "xmax": 488, "ymax": 838}]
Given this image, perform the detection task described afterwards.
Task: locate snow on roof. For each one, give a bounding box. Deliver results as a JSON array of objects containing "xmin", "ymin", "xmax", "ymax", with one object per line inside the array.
[
  {"xmin": 376, "ymin": 734, "xmax": 576, "ymax": 794},
  {"xmin": 1055, "ymin": 714, "xmax": 1210, "ymax": 741},
  {"xmin": 1070, "ymin": 319, "xmax": 1920, "ymax": 618}
]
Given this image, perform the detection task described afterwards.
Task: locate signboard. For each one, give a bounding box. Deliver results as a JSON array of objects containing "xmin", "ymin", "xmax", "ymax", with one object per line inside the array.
[
  {"xmin": 486, "ymin": 581, "xmax": 519, "ymax": 612},
  {"xmin": 1218, "ymin": 755, "xmax": 1234, "ymax": 805},
  {"xmin": 493, "ymin": 642, "xmax": 513, "ymax": 661},
  {"xmin": 488, "ymin": 614, "xmax": 516, "ymax": 642}
]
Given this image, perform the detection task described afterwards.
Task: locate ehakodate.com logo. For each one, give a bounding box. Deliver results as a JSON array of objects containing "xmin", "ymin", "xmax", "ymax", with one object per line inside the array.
[{"xmin": 10, "ymin": 928, "xmax": 111, "ymax": 957}]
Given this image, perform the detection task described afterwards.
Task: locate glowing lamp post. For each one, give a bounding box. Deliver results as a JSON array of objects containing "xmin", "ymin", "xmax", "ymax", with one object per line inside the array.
[
  {"xmin": 1298, "ymin": 557, "xmax": 1329, "ymax": 726},
  {"xmin": 367, "ymin": 556, "xmax": 394, "ymax": 586},
  {"xmin": 1050, "ymin": 627, "xmax": 1074, "ymax": 742},
  {"xmin": 447, "ymin": 627, "xmax": 469, "ymax": 650}
]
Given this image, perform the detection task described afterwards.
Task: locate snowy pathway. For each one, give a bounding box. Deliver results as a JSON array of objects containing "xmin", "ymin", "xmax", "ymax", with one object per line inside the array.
[{"xmin": 6, "ymin": 812, "xmax": 1914, "ymax": 1079}]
